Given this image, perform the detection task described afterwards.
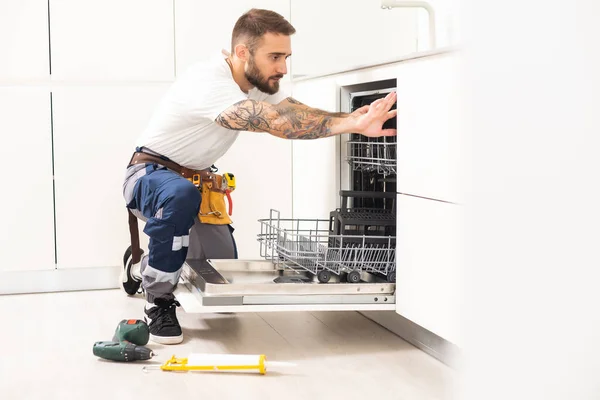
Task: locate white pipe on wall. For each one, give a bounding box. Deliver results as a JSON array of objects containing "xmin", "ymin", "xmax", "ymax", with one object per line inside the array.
[{"xmin": 381, "ymin": 0, "xmax": 436, "ymax": 50}]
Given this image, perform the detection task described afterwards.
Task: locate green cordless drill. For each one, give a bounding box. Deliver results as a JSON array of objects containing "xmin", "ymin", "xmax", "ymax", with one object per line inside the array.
[{"xmin": 93, "ymin": 319, "xmax": 155, "ymax": 362}]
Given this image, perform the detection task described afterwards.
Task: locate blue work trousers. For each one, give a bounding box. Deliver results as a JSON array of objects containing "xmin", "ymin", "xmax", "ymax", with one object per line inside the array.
[{"xmin": 123, "ymin": 161, "xmax": 237, "ymax": 302}]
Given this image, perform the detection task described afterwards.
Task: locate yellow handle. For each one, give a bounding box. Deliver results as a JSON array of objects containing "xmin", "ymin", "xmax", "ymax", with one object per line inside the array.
[
  {"xmin": 223, "ymin": 173, "xmax": 236, "ymax": 191},
  {"xmin": 160, "ymin": 354, "xmax": 267, "ymax": 374}
]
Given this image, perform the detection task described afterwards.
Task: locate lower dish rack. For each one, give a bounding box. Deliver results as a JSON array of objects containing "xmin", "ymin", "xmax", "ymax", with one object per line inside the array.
[{"xmin": 258, "ymin": 209, "xmax": 396, "ymax": 284}]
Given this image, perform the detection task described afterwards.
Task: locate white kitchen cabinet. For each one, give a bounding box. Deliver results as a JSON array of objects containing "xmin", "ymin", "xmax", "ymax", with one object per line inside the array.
[
  {"xmin": 290, "ymin": 0, "xmax": 418, "ymax": 78},
  {"xmin": 174, "ymin": 0, "xmax": 290, "ymax": 75},
  {"xmin": 49, "ymin": 0, "xmax": 174, "ymax": 81},
  {"xmin": 0, "ymin": 88, "xmax": 55, "ymax": 272},
  {"xmin": 213, "ymin": 131, "xmax": 293, "ymax": 260},
  {"xmin": 51, "ymin": 85, "xmax": 169, "ymax": 269},
  {"xmin": 0, "ymin": 0, "xmax": 49, "ymax": 81},
  {"xmin": 395, "ymin": 51, "xmax": 464, "ymax": 204},
  {"xmin": 289, "ymin": 76, "xmax": 340, "ymax": 220},
  {"xmin": 395, "ymin": 193, "xmax": 464, "ymax": 347}
]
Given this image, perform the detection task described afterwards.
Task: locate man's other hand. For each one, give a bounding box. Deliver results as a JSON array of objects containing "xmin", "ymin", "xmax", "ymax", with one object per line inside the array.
[{"xmin": 352, "ymin": 91, "xmax": 397, "ymax": 137}]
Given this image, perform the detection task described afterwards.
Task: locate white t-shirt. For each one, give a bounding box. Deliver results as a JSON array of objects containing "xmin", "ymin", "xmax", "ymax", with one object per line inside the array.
[{"xmin": 135, "ymin": 52, "xmax": 289, "ymax": 170}]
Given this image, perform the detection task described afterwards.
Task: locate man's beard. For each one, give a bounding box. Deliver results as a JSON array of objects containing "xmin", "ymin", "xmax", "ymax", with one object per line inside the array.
[{"xmin": 245, "ymin": 56, "xmax": 282, "ymax": 95}]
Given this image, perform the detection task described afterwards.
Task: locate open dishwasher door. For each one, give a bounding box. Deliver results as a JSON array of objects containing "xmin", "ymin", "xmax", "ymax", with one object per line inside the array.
[
  {"xmin": 173, "ymin": 208, "xmax": 396, "ymax": 313},
  {"xmin": 174, "ymin": 259, "xmax": 395, "ymax": 313}
]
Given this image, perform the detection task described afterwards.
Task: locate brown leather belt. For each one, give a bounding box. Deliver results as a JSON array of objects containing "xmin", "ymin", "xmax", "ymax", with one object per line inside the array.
[{"xmin": 128, "ymin": 151, "xmax": 213, "ymax": 181}]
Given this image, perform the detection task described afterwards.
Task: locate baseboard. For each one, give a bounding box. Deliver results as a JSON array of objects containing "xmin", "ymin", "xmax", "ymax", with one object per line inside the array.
[
  {"xmin": 0, "ymin": 266, "xmax": 121, "ymax": 295},
  {"xmin": 360, "ymin": 311, "xmax": 461, "ymax": 369}
]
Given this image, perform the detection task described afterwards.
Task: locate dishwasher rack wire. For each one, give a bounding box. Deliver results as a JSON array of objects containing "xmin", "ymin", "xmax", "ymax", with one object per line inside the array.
[
  {"xmin": 257, "ymin": 210, "xmax": 396, "ymax": 284},
  {"xmin": 346, "ymin": 138, "xmax": 397, "ymax": 176}
]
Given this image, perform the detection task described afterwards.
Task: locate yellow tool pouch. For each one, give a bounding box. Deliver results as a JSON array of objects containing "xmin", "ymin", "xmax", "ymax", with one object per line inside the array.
[{"xmin": 198, "ymin": 175, "xmax": 232, "ymax": 225}]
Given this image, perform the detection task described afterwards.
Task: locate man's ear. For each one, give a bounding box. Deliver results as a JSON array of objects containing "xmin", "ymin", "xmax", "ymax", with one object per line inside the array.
[{"xmin": 234, "ymin": 44, "xmax": 249, "ymax": 62}]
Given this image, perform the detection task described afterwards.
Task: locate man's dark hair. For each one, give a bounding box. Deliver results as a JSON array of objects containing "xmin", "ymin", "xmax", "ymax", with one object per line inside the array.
[{"xmin": 231, "ymin": 9, "xmax": 296, "ymax": 54}]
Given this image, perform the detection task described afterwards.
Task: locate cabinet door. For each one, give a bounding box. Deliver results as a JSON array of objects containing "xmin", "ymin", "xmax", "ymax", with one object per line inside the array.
[
  {"xmin": 290, "ymin": 0, "xmax": 418, "ymax": 78},
  {"xmin": 52, "ymin": 85, "xmax": 169, "ymax": 269},
  {"xmin": 395, "ymin": 193, "xmax": 464, "ymax": 347},
  {"xmin": 49, "ymin": 0, "xmax": 174, "ymax": 81},
  {"xmin": 395, "ymin": 51, "xmax": 464, "ymax": 204},
  {"xmin": 0, "ymin": 88, "xmax": 55, "ymax": 271},
  {"xmin": 213, "ymin": 132, "xmax": 293, "ymax": 260},
  {"xmin": 175, "ymin": 0, "xmax": 290, "ymax": 75},
  {"xmin": 289, "ymin": 77, "xmax": 340, "ymax": 220},
  {"xmin": 0, "ymin": 0, "xmax": 49, "ymax": 81}
]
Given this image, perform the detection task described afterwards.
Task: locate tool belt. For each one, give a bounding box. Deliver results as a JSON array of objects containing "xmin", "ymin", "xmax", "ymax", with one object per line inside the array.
[
  {"xmin": 126, "ymin": 151, "xmax": 234, "ymax": 265},
  {"xmin": 129, "ymin": 151, "xmax": 215, "ymax": 181},
  {"xmin": 128, "ymin": 151, "xmax": 233, "ymax": 225}
]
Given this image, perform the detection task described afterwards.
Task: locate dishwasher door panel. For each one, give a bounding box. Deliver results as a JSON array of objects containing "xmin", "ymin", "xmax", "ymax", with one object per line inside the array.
[{"xmin": 174, "ymin": 259, "xmax": 396, "ymax": 313}]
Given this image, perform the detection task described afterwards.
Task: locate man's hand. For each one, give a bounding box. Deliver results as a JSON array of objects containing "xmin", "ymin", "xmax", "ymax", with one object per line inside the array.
[
  {"xmin": 351, "ymin": 91, "xmax": 397, "ymax": 137},
  {"xmin": 350, "ymin": 105, "xmax": 369, "ymax": 117}
]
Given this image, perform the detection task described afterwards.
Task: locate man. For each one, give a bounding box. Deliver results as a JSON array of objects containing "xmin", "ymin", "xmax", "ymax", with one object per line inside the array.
[{"xmin": 121, "ymin": 8, "xmax": 397, "ymax": 345}]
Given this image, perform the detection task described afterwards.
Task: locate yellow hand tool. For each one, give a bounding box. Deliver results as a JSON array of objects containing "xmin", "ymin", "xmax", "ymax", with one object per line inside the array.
[{"xmin": 142, "ymin": 353, "xmax": 296, "ymax": 375}]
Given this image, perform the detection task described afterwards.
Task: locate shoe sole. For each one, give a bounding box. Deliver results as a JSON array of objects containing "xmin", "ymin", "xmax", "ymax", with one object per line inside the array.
[
  {"xmin": 119, "ymin": 261, "xmax": 141, "ymax": 296},
  {"xmin": 120, "ymin": 251, "xmax": 142, "ymax": 296},
  {"xmin": 150, "ymin": 333, "xmax": 184, "ymax": 345}
]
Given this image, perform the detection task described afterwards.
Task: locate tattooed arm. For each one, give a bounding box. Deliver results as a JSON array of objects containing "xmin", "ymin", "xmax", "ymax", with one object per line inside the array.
[
  {"xmin": 215, "ymin": 99, "xmax": 353, "ymax": 139},
  {"xmin": 215, "ymin": 92, "xmax": 397, "ymax": 139},
  {"xmin": 278, "ymin": 97, "xmax": 348, "ymax": 118}
]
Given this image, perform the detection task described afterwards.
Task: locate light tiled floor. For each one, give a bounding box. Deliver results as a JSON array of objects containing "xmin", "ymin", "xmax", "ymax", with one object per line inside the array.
[{"xmin": 0, "ymin": 289, "xmax": 455, "ymax": 400}]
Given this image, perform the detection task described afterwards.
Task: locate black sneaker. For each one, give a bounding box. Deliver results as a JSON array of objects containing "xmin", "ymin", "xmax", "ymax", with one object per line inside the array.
[
  {"xmin": 144, "ymin": 298, "xmax": 184, "ymax": 345},
  {"xmin": 120, "ymin": 247, "xmax": 143, "ymax": 296}
]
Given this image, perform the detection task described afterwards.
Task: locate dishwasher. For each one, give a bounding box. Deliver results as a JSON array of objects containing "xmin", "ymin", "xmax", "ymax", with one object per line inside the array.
[{"xmin": 173, "ymin": 82, "xmax": 398, "ymax": 313}]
